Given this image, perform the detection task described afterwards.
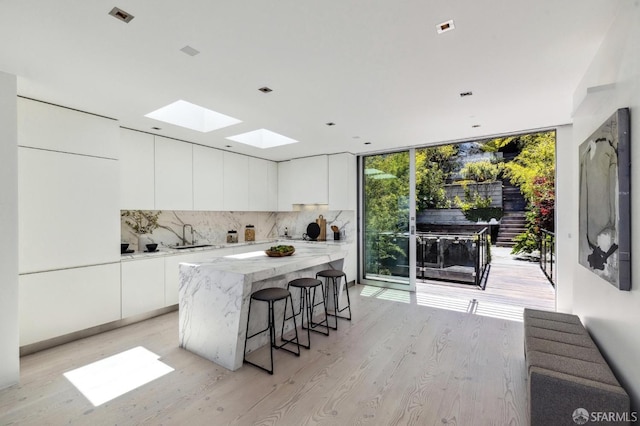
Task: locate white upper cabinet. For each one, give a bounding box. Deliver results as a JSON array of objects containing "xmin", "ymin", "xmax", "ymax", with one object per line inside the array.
[
  {"xmin": 277, "ymin": 160, "xmax": 293, "ymax": 211},
  {"xmin": 119, "ymin": 129, "xmax": 155, "ymax": 210},
  {"xmin": 223, "ymin": 151, "xmax": 249, "ymax": 211},
  {"xmin": 154, "ymin": 136, "xmax": 193, "ymax": 210},
  {"xmin": 248, "ymin": 157, "xmax": 277, "ymax": 211},
  {"xmin": 19, "ymin": 148, "xmax": 120, "ymax": 273},
  {"xmin": 288, "ymin": 155, "xmax": 329, "ymax": 205},
  {"xmin": 18, "ymin": 98, "xmax": 118, "ymax": 159},
  {"xmin": 328, "ymin": 153, "xmax": 357, "ymax": 210},
  {"xmin": 193, "ymin": 144, "xmax": 224, "ymax": 211}
]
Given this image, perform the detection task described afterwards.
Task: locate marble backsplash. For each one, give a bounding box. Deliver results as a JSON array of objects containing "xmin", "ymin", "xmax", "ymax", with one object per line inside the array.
[{"xmin": 121, "ymin": 209, "xmax": 355, "ymax": 250}]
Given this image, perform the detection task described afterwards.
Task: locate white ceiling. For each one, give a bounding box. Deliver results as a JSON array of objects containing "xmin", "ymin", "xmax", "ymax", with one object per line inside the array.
[{"xmin": 0, "ymin": 1, "xmax": 621, "ymax": 161}]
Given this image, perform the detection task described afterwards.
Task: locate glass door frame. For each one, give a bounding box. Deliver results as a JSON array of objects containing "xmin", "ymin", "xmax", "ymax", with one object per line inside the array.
[{"xmin": 358, "ymin": 149, "xmax": 417, "ymax": 292}]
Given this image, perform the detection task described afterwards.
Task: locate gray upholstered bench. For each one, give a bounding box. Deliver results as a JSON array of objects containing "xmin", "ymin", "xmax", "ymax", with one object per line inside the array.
[{"xmin": 523, "ymin": 308, "xmax": 630, "ymax": 425}]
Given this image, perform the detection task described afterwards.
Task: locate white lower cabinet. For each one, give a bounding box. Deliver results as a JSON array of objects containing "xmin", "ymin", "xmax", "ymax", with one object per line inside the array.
[
  {"xmin": 19, "ymin": 263, "xmax": 121, "ymax": 346},
  {"xmin": 121, "ymin": 257, "xmax": 165, "ymax": 318}
]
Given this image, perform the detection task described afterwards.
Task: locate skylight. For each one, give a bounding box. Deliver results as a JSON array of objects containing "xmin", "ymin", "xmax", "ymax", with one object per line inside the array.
[
  {"xmin": 145, "ymin": 100, "xmax": 241, "ymax": 133},
  {"xmin": 226, "ymin": 129, "xmax": 298, "ymax": 149}
]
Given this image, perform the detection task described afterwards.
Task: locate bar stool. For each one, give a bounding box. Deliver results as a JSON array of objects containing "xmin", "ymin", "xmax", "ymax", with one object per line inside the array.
[
  {"xmin": 243, "ymin": 287, "xmax": 300, "ymax": 375},
  {"xmin": 283, "ymin": 278, "xmax": 330, "ymax": 349},
  {"xmin": 316, "ymin": 269, "xmax": 352, "ymax": 330}
]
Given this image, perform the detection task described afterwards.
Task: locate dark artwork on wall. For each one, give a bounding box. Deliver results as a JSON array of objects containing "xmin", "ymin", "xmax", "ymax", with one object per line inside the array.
[{"xmin": 578, "ymin": 108, "xmax": 631, "ymax": 291}]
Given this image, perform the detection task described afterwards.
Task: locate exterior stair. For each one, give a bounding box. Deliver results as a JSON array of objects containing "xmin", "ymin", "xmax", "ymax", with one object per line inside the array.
[
  {"xmin": 497, "ymin": 175, "xmax": 528, "ymax": 247},
  {"xmin": 496, "ymin": 211, "xmax": 527, "ymax": 247}
]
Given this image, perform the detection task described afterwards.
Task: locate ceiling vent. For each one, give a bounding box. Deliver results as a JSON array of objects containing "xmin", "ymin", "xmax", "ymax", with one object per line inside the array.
[
  {"xmin": 180, "ymin": 46, "xmax": 200, "ymax": 57},
  {"xmin": 258, "ymin": 86, "xmax": 273, "ymax": 93},
  {"xmin": 459, "ymin": 91, "xmax": 473, "ymax": 97},
  {"xmin": 436, "ymin": 19, "xmax": 455, "ymax": 34},
  {"xmin": 109, "ymin": 7, "xmax": 134, "ymax": 23}
]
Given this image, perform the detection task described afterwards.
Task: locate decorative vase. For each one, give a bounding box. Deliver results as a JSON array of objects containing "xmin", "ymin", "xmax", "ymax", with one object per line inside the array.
[{"xmin": 137, "ymin": 233, "xmax": 153, "ymax": 251}]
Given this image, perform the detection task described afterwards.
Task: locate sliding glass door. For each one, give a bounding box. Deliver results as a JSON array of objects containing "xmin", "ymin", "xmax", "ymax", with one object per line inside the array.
[{"xmin": 361, "ymin": 150, "xmax": 416, "ymax": 290}]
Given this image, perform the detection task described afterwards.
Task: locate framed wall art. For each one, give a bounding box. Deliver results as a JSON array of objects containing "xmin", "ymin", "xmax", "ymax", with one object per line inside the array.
[{"xmin": 578, "ymin": 108, "xmax": 631, "ymax": 291}]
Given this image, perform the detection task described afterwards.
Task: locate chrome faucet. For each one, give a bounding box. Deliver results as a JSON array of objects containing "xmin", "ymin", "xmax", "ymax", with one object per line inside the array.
[{"xmin": 182, "ymin": 224, "xmax": 194, "ymax": 246}]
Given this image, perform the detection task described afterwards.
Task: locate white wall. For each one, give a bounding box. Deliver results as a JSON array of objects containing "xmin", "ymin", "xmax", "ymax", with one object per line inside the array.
[
  {"xmin": 554, "ymin": 125, "xmax": 574, "ymax": 313},
  {"xmin": 559, "ymin": 2, "xmax": 640, "ymax": 408},
  {"xmin": 0, "ymin": 72, "xmax": 19, "ymax": 389}
]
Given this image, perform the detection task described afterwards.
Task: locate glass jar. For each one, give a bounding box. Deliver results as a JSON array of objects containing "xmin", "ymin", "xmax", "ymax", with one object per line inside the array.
[
  {"xmin": 244, "ymin": 225, "xmax": 255, "ymax": 242},
  {"xmin": 226, "ymin": 230, "xmax": 238, "ymax": 243}
]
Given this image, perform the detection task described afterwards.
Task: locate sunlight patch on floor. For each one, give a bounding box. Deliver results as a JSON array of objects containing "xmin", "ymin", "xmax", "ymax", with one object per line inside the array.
[
  {"xmin": 416, "ymin": 293, "xmax": 471, "ymax": 313},
  {"xmin": 473, "ymin": 301, "xmax": 524, "ymax": 322},
  {"xmin": 63, "ymin": 346, "xmax": 174, "ymax": 406},
  {"xmin": 360, "ymin": 285, "xmax": 525, "ymax": 321}
]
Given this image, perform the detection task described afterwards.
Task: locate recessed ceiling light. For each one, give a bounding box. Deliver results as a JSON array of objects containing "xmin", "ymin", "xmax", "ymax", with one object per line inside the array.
[
  {"xmin": 472, "ymin": 124, "xmax": 481, "ymax": 128},
  {"xmin": 180, "ymin": 45, "xmax": 200, "ymax": 57},
  {"xmin": 326, "ymin": 122, "xmax": 336, "ymax": 126},
  {"xmin": 258, "ymin": 87, "xmax": 273, "ymax": 93},
  {"xmin": 151, "ymin": 126, "xmax": 161, "ymax": 131},
  {"xmin": 145, "ymin": 100, "xmax": 241, "ymax": 133},
  {"xmin": 226, "ymin": 129, "xmax": 298, "ymax": 149},
  {"xmin": 109, "ymin": 7, "xmax": 134, "ymax": 23},
  {"xmin": 364, "ymin": 142, "xmax": 372, "ymax": 145},
  {"xmin": 225, "ymin": 145, "xmax": 232, "ymax": 148},
  {"xmin": 436, "ymin": 19, "xmax": 455, "ymax": 34},
  {"xmin": 460, "ymin": 91, "xmax": 473, "ymax": 97}
]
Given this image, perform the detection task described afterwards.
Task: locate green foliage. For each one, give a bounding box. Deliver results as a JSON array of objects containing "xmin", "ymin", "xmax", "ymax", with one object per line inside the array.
[
  {"xmin": 504, "ymin": 131, "xmax": 556, "ymax": 254},
  {"xmin": 480, "ymin": 137, "xmax": 518, "ymax": 152},
  {"xmin": 415, "ymin": 146, "xmax": 458, "ymax": 210},
  {"xmin": 502, "ymin": 131, "xmax": 555, "ymax": 201},
  {"xmin": 459, "ymin": 160, "xmax": 501, "ymax": 182}
]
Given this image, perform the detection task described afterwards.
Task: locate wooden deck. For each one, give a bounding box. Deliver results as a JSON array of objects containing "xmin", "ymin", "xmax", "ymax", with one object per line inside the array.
[{"xmin": 416, "ymin": 246, "xmax": 556, "ymax": 321}]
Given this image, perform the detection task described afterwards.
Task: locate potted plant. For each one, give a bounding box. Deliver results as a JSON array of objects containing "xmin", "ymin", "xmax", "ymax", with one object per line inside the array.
[{"xmin": 121, "ymin": 210, "xmax": 161, "ymax": 251}]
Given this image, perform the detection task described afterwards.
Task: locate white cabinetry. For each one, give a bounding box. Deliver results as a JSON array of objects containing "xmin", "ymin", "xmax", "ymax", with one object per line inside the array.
[
  {"xmin": 223, "ymin": 152, "xmax": 249, "ymax": 210},
  {"xmin": 277, "ymin": 160, "xmax": 293, "ymax": 211},
  {"xmin": 18, "ymin": 98, "xmax": 118, "ymax": 159},
  {"xmin": 328, "ymin": 153, "xmax": 357, "ymax": 210},
  {"xmin": 290, "ymin": 155, "xmax": 328, "ymax": 204},
  {"xmin": 193, "ymin": 144, "xmax": 224, "ymax": 211},
  {"xmin": 121, "ymin": 257, "xmax": 165, "ymax": 318},
  {"xmin": 154, "ymin": 136, "xmax": 193, "ymax": 210},
  {"xmin": 18, "ymin": 147, "xmax": 120, "ymax": 273},
  {"xmin": 119, "ymin": 129, "xmax": 155, "ymax": 210},
  {"xmin": 248, "ymin": 157, "xmax": 277, "ymax": 211},
  {"xmin": 19, "ymin": 263, "xmax": 121, "ymax": 346}
]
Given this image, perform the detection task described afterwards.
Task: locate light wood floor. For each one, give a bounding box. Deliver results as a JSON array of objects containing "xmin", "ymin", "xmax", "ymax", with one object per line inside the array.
[
  {"xmin": 1, "ymin": 248, "xmax": 552, "ymax": 425},
  {"xmin": 0, "ymin": 282, "xmax": 532, "ymax": 426}
]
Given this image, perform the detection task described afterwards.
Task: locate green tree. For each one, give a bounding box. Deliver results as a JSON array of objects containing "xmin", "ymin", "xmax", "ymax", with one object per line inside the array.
[
  {"xmin": 501, "ymin": 131, "xmax": 556, "ymax": 253},
  {"xmin": 415, "ymin": 145, "xmax": 458, "ymax": 210}
]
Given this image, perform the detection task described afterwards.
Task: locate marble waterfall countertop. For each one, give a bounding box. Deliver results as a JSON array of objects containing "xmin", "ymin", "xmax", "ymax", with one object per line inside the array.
[
  {"xmin": 178, "ymin": 243, "xmax": 348, "ymax": 371},
  {"xmin": 182, "ymin": 244, "xmax": 347, "ymax": 282}
]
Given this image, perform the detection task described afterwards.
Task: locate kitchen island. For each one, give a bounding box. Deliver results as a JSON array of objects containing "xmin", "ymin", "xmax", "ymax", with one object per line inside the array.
[{"xmin": 178, "ymin": 244, "xmax": 348, "ymax": 370}]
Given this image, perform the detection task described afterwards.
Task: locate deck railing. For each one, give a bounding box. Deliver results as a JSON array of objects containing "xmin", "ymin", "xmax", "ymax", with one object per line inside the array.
[
  {"xmin": 540, "ymin": 229, "xmax": 555, "ymax": 286},
  {"xmin": 366, "ymin": 228, "xmax": 490, "ymax": 288}
]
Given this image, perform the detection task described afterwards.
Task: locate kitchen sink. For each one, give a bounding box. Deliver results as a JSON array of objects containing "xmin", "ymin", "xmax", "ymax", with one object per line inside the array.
[{"xmin": 173, "ymin": 244, "xmax": 213, "ymax": 250}]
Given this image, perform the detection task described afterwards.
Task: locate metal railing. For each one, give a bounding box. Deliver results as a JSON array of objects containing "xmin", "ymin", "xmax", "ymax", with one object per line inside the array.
[
  {"xmin": 365, "ymin": 228, "xmax": 491, "ymax": 288},
  {"xmin": 474, "ymin": 227, "xmax": 490, "ymax": 289},
  {"xmin": 540, "ymin": 229, "xmax": 555, "ymax": 286}
]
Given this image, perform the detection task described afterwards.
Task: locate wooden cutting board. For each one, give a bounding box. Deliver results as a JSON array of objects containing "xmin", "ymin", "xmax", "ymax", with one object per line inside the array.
[{"xmin": 316, "ymin": 215, "xmax": 327, "ymax": 241}]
